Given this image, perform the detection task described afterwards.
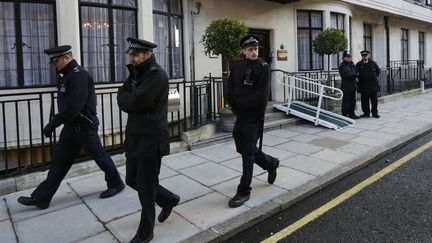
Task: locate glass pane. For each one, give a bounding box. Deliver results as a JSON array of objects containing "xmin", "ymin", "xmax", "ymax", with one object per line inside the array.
[
  {"xmin": 331, "ymin": 14, "xmax": 337, "ymax": 29},
  {"xmin": 170, "ymin": 16, "xmax": 183, "ymax": 77},
  {"xmin": 80, "ymin": 0, "xmax": 108, "ymax": 4},
  {"xmin": 21, "ymin": 3, "xmax": 56, "ymax": 86},
  {"xmin": 311, "ymin": 12, "xmax": 322, "ymax": 28},
  {"xmin": 112, "ymin": 0, "xmax": 137, "ymax": 7},
  {"xmin": 153, "ymin": 0, "xmax": 168, "ymax": 12},
  {"xmin": 81, "ymin": 6, "xmax": 110, "ymax": 82},
  {"xmin": 297, "ymin": 30, "xmax": 310, "ymax": 70},
  {"xmin": 312, "ymin": 30, "xmax": 323, "ymax": 70},
  {"xmin": 364, "ymin": 25, "xmax": 371, "ymax": 37},
  {"xmin": 169, "ymin": 0, "xmax": 182, "ymax": 15},
  {"xmin": 297, "ymin": 11, "xmax": 309, "ymax": 28},
  {"xmin": 113, "ymin": 9, "xmax": 136, "ymax": 82},
  {"xmin": 0, "ymin": 2, "xmax": 17, "ymax": 87},
  {"xmin": 153, "ymin": 14, "xmax": 170, "ymax": 75}
]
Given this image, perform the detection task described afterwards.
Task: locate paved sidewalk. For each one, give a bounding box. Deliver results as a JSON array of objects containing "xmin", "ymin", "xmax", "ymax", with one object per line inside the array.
[{"xmin": 2, "ymin": 91, "xmax": 432, "ymax": 243}]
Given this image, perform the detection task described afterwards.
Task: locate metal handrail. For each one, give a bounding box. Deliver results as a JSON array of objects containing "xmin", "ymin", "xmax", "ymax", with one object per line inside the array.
[{"xmin": 278, "ymin": 74, "xmax": 343, "ymax": 126}]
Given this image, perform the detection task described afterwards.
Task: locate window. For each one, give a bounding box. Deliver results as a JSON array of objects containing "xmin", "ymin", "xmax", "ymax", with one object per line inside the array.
[
  {"xmin": 0, "ymin": 0, "xmax": 56, "ymax": 88},
  {"xmin": 419, "ymin": 32, "xmax": 425, "ymax": 63},
  {"xmin": 153, "ymin": 0, "xmax": 184, "ymax": 78},
  {"xmin": 297, "ymin": 10, "xmax": 323, "ymax": 71},
  {"xmin": 80, "ymin": 0, "xmax": 137, "ymax": 83},
  {"xmin": 401, "ymin": 28, "xmax": 409, "ymax": 63},
  {"xmin": 331, "ymin": 12, "xmax": 345, "ymax": 69},
  {"xmin": 363, "ymin": 24, "xmax": 373, "ymax": 59}
]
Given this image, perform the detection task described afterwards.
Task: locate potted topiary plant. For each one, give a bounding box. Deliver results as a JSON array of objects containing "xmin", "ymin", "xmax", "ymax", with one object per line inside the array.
[{"xmin": 201, "ymin": 17, "xmax": 248, "ymax": 132}]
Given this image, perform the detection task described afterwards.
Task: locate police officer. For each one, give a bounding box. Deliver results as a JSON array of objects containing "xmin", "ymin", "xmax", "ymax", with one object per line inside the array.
[
  {"xmin": 356, "ymin": 50, "xmax": 381, "ymax": 118},
  {"xmin": 17, "ymin": 45, "xmax": 125, "ymax": 210},
  {"xmin": 227, "ymin": 35, "xmax": 279, "ymax": 208},
  {"xmin": 117, "ymin": 37, "xmax": 180, "ymax": 243},
  {"xmin": 338, "ymin": 51, "xmax": 360, "ymax": 119}
]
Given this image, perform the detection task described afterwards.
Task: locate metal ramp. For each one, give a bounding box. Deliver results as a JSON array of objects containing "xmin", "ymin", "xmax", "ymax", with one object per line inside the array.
[{"xmin": 273, "ymin": 74, "xmax": 355, "ymax": 130}]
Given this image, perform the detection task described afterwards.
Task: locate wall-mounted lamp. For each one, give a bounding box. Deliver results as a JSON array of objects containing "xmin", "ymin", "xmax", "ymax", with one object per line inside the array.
[
  {"xmin": 280, "ymin": 44, "xmax": 284, "ymax": 50},
  {"xmin": 192, "ymin": 1, "xmax": 201, "ymax": 15}
]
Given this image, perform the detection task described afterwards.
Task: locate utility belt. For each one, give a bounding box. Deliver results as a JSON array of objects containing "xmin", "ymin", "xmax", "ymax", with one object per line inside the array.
[{"xmin": 71, "ymin": 110, "xmax": 97, "ymax": 132}]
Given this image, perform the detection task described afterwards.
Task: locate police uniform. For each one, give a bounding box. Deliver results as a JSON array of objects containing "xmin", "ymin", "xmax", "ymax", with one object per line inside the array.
[
  {"xmin": 117, "ymin": 38, "xmax": 179, "ymax": 243},
  {"xmin": 356, "ymin": 50, "xmax": 381, "ymax": 118},
  {"xmin": 338, "ymin": 51, "xmax": 359, "ymax": 119},
  {"xmin": 17, "ymin": 45, "xmax": 124, "ymax": 209},
  {"xmin": 226, "ymin": 35, "xmax": 279, "ymax": 208}
]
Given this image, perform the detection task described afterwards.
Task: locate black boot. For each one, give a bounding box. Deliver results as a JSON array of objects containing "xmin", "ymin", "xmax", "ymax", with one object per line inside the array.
[
  {"xmin": 17, "ymin": 196, "xmax": 50, "ymax": 210},
  {"xmin": 100, "ymin": 183, "xmax": 125, "ymax": 199},
  {"xmin": 228, "ymin": 194, "xmax": 250, "ymax": 208},
  {"xmin": 158, "ymin": 194, "xmax": 180, "ymax": 223},
  {"xmin": 267, "ymin": 158, "xmax": 279, "ymax": 184},
  {"xmin": 129, "ymin": 232, "xmax": 153, "ymax": 243}
]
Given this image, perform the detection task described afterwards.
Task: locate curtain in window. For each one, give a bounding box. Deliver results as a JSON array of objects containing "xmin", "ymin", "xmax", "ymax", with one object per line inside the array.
[
  {"xmin": 81, "ymin": 6, "xmax": 110, "ymax": 82},
  {"xmin": 0, "ymin": 2, "xmax": 17, "ymax": 87},
  {"xmin": 21, "ymin": 3, "xmax": 56, "ymax": 86},
  {"xmin": 153, "ymin": 14, "xmax": 169, "ymax": 75},
  {"xmin": 401, "ymin": 29, "xmax": 409, "ymax": 63},
  {"xmin": 363, "ymin": 24, "xmax": 372, "ymax": 59},
  {"xmin": 331, "ymin": 13, "xmax": 345, "ymax": 69},
  {"xmin": 113, "ymin": 9, "xmax": 136, "ymax": 81},
  {"xmin": 419, "ymin": 32, "xmax": 425, "ymax": 62},
  {"xmin": 297, "ymin": 11, "xmax": 322, "ymax": 71}
]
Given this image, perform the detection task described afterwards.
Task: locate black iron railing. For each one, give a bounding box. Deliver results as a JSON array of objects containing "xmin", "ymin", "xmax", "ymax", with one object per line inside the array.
[
  {"xmin": 0, "ymin": 77, "xmax": 224, "ymax": 178},
  {"xmin": 423, "ymin": 68, "xmax": 432, "ymax": 89}
]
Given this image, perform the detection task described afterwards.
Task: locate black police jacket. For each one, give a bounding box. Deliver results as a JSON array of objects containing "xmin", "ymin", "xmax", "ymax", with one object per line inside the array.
[
  {"xmin": 50, "ymin": 59, "xmax": 97, "ymax": 128},
  {"xmin": 117, "ymin": 55, "xmax": 170, "ymax": 157},
  {"xmin": 356, "ymin": 59, "xmax": 380, "ymax": 93},
  {"xmin": 227, "ymin": 58, "xmax": 270, "ymax": 118},
  {"xmin": 338, "ymin": 61, "xmax": 358, "ymax": 92}
]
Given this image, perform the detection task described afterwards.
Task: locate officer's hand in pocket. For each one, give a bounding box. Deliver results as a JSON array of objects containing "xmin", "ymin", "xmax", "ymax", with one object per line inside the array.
[{"xmin": 43, "ymin": 123, "xmax": 55, "ymax": 138}]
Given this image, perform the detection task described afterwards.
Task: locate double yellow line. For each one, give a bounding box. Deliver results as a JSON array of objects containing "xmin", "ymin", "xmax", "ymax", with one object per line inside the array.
[{"xmin": 262, "ymin": 139, "xmax": 432, "ymax": 243}]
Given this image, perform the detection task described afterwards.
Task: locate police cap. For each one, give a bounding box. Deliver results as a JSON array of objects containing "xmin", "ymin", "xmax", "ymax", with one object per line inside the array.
[
  {"xmin": 44, "ymin": 45, "xmax": 72, "ymax": 62},
  {"xmin": 126, "ymin": 37, "xmax": 157, "ymax": 53},
  {"xmin": 342, "ymin": 50, "xmax": 352, "ymax": 58},
  {"xmin": 360, "ymin": 50, "xmax": 370, "ymax": 56},
  {"xmin": 240, "ymin": 35, "xmax": 260, "ymax": 48}
]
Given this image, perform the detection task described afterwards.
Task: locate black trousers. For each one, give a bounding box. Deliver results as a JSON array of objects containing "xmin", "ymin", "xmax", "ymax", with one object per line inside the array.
[
  {"xmin": 233, "ymin": 116, "xmax": 277, "ymax": 196},
  {"xmin": 341, "ymin": 91, "xmax": 356, "ymax": 117},
  {"xmin": 32, "ymin": 125, "xmax": 123, "ymax": 202},
  {"xmin": 125, "ymin": 136, "xmax": 178, "ymax": 239},
  {"xmin": 360, "ymin": 92, "xmax": 378, "ymax": 115}
]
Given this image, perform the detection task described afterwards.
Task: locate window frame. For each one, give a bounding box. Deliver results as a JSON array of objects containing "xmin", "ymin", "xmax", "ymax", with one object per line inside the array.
[
  {"xmin": 152, "ymin": 0, "xmax": 185, "ymax": 79},
  {"xmin": 330, "ymin": 12, "xmax": 345, "ymax": 69},
  {"xmin": 363, "ymin": 24, "xmax": 373, "ymax": 59},
  {"xmin": 297, "ymin": 10, "xmax": 324, "ymax": 71},
  {"xmin": 419, "ymin": 31, "xmax": 425, "ymax": 63},
  {"xmin": 78, "ymin": 0, "xmax": 138, "ymax": 84},
  {"xmin": 401, "ymin": 28, "xmax": 409, "ymax": 63},
  {"xmin": 0, "ymin": 0, "xmax": 57, "ymax": 89}
]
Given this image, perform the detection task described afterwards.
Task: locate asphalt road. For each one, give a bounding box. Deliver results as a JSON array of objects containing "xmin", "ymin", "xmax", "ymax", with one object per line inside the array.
[{"xmin": 226, "ymin": 132, "xmax": 432, "ymax": 243}]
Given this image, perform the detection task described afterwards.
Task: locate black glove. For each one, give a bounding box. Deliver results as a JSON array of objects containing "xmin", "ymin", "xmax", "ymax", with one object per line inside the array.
[{"xmin": 43, "ymin": 122, "xmax": 55, "ymax": 138}]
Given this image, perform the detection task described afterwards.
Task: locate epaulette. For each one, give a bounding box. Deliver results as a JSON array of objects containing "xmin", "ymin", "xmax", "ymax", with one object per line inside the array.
[
  {"xmin": 73, "ymin": 67, "xmax": 80, "ymax": 73},
  {"xmin": 150, "ymin": 66, "xmax": 159, "ymax": 72}
]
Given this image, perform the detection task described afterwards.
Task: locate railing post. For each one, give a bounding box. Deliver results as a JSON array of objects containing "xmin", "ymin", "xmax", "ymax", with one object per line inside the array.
[
  {"xmin": 315, "ymin": 85, "xmax": 324, "ymax": 126},
  {"xmin": 286, "ymin": 76, "xmax": 294, "ymax": 115}
]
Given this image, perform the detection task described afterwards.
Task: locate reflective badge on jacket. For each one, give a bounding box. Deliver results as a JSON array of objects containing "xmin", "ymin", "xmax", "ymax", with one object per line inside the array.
[{"xmin": 59, "ymin": 83, "xmax": 66, "ymax": 93}]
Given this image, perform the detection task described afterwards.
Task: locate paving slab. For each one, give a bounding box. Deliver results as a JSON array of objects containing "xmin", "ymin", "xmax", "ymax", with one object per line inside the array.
[
  {"xmin": 0, "ymin": 199, "xmax": 9, "ymax": 221},
  {"xmin": 310, "ymin": 149, "xmax": 358, "ymax": 165},
  {"xmin": 175, "ymin": 192, "xmax": 249, "ymax": 230},
  {"xmin": 309, "ymin": 137, "xmax": 348, "ymax": 149},
  {"xmin": 351, "ymin": 136, "xmax": 388, "ymax": 147},
  {"xmin": 354, "ymin": 122, "xmax": 382, "ymax": 131},
  {"xmin": 288, "ymin": 124, "xmax": 327, "ymax": 134},
  {"xmin": 220, "ymin": 157, "xmax": 267, "ymax": 177},
  {"xmin": 257, "ymin": 166, "xmax": 316, "ymax": 191},
  {"xmin": 180, "ymin": 162, "xmax": 241, "ymax": 187},
  {"xmin": 160, "ymin": 174, "xmax": 213, "ymax": 203},
  {"xmin": 162, "ymin": 152, "xmax": 209, "ymax": 170},
  {"xmin": 337, "ymin": 127, "xmax": 365, "ymax": 135},
  {"xmin": 6, "ymin": 184, "xmax": 81, "ymax": 223},
  {"xmin": 291, "ymin": 133, "xmax": 321, "ymax": 143},
  {"xmin": 83, "ymin": 186, "xmax": 140, "ymax": 223},
  {"xmin": 78, "ymin": 231, "xmax": 118, "ymax": 243},
  {"xmin": 221, "ymin": 141, "xmax": 237, "ymax": 151},
  {"xmin": 261, "ymin": 134, "xmax": 290, "ymax": 146},
  {"xmin": 281, "ymin": 155, "xmax": 340, "ymax": 176},
  {"xmin": 266, "ymin": 129, "xmax": 301, "ymax": 138},
  {"xmin": 211, "ymin": 178, "xmax": 287, "ymax": 208},
  {"xmin": 336, "ymin": 142, "xmax": 374, "ymax": 156},
  {"xmin": 276, "ymin": 141, "xmax": 323, "ymax": 155},
  {"xmin": 261, "ymin": 145, "xmax": 297, "ymax": 160},
  {"xmin": 160, "ymin": 165, "xmax": 180, "ymax": 179},
  {"xmin": 190, "ymin": 144, "xmax": 240, "ymax": 163},
  {"xmin": 67, "ymin": 171, "xmax": 106, "ymax": 197},
  {"xmin": 378, "ymin": 126, "xmax": 413, "ymax": 136},
  {"xmin": 107, "ymin": 210, "xmax": 201, "ymax": 243},
  {"xmin": 316, "ymin": 130, "xmax": 359, "ymax": 141},
  {"xmin": 358, "ymin": 130, "xmax": 400, "ymax": 142},
  {"xmin": 0, "ymin": 219, "xmax": 16, "ymax": 243},
  {"xmin": 15, "ymin": 204, "xmax": 104, "ymax": 243}
]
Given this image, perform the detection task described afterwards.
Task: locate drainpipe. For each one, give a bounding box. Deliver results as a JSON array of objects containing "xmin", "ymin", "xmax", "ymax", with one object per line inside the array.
[
  {"xmin": 190, "ymin": 0, "xmax": 199, "ymax": 81},
  {"xmin": 384, "ymin": 16, "xmax": 391, "ymax": 94}
]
